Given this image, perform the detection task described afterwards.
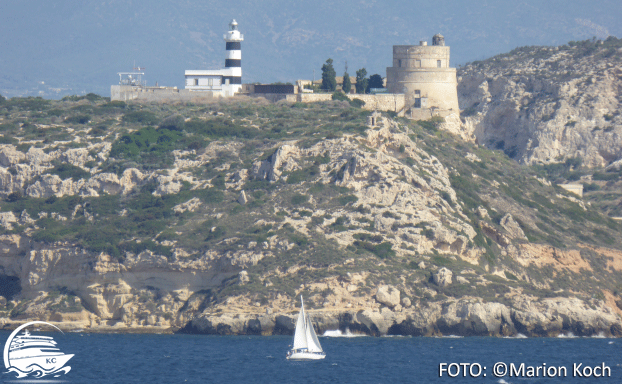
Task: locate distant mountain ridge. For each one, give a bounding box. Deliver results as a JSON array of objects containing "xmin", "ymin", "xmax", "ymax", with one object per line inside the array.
[{"xmin": 1, "ymin": 0, "xmax": 621, "ymax": 98}]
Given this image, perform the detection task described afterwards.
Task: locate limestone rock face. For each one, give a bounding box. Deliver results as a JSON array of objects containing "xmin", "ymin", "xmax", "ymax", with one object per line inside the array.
[
  {"xmin": 0, "ymin": 212, "xmax": 17, "ymax": 230},
  {"xmin": 433, "ymin": 267, "xmax": 453, "ymax": 287},
  {"xmin": 458, "ymin": 45, "xmax": 622, "ymax": 167},
  {"xmin": 376, "ymin": 285, "xmax": 400, "ymax": 308},
  {"xmin": 187, "ymin": 295, "xmax": 622, "ymax": 338},
  {"xmin": 251, "ymin": 144, "xmax": 300, "ymax": 182},
  {"xmin": 238, "ymin": 190, "xmax": 248, "ymax": 205},
  {"xmin": 500, "ymin": 214, "xmax": 527, "ymax": 240}
]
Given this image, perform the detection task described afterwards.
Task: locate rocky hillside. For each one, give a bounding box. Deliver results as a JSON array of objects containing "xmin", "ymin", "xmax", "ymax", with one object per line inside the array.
[
  {"xmin": 458, "ymin": 36, "xmax": 622, "ymax": 168},
  {"xmin": 0, "ymin": 94, "xmax": 622, "ymax": 337}
]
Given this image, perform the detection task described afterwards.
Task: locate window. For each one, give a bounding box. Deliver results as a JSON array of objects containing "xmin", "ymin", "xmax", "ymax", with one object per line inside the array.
[
  {"xmin": 194, "ymin": 79, "xmax": 199, "ymax": 86},
  {"xmin": 208, "ymin": 78, "xmax": 213, "ymax": 86},
  {"xmin": 398, "ymin": 59, "xmax": 402, "ymax": 67},
  {"xmin": 415, "ymin": 90, "xmax": 421, "ymax": 96},
  {"xmin": 437, "ymin": 60, "xmax": 442, "ymax": 68}
]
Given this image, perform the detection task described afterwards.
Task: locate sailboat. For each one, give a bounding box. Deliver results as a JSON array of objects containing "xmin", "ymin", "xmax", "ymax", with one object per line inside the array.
[{"xmin": 286, "ymin": 296, "xmax": 326, "ymax": 360}]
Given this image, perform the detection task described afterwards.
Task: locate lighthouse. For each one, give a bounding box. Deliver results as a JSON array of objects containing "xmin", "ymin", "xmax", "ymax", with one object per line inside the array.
[
  {"xmin": 223, "ymin": 19, "xmax": 243, "ymax": 93},
  {"xmin": 184, "ymin": 19, "xmax": 245, "ymax": 97}
]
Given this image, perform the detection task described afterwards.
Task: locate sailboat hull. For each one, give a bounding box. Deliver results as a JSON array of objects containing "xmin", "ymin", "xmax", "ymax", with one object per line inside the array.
[{"xmin": 286, "ymin": 351, "xmax": 326, "ymax": 360}]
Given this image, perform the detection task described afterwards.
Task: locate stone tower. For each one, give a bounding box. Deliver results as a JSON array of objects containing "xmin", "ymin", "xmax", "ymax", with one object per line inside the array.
[{"xmin": 385, "ymin": 34, "xmax": 459, "ymax": 117}]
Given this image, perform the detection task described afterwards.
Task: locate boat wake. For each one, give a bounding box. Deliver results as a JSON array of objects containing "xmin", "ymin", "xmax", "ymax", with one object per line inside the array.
[
  {"xmin": 323, "ymin": 328, "xmax": 366, "ymax": 338},
  {"xmin": 6, "ymin": 364, "xmax": 71, "ymax": 378}
]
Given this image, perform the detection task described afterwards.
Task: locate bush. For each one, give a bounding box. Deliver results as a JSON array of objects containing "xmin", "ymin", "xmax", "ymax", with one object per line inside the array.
[
  {"xmin": 85, "ymin": 93, "xmax": 104, "ymax": 102},
  {"xmin": 65, "ymin": 114, "xmax": 91, "ymax": 124},
  {"xmin": 338, "ymin": 194, "xmax": 358, "ymax": 205},
  {"xmin": 291, "ymin": 194, "xmax": 309, "ymax": 205},
  {"xmin": 331, "ymin": 92, "xmax": 349, "ymax": 102},
  {"xmin": 349, "ymin": 98, "xmax": 365, "ymax": 108},
  {"xmin": 184, "ymin": 117, "xmax": 257, "ymax": 139},
  {"xmin": 109, "ymin": 127, "xmax": 183, "ymax": 160},
  {"xmin": 101, "ymin": 101, "xmax": 126, "ymax": 109},
  {"xmin": 159, "ymin": 115, "xmax": 185, "ymax": 131},
  {"xmin": 354, "ymin": 240, "xmax": 395, "ymax": 259},
  {"xmin": 48, "ymin": 163, "xmax": 90, "ymax": 181},
  {"xmin": 122, "ymin": 111, "xmax": 159, "ymax": 125}
]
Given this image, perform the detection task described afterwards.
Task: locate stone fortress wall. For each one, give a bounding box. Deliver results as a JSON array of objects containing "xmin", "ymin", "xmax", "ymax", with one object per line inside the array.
[
  {"xmin": 112, "ymin": 85, "xmax": 405, "ymax": 114},
  {"xmin": 111, "ymin": 85, "xmax": 218, "ymax": 103}
]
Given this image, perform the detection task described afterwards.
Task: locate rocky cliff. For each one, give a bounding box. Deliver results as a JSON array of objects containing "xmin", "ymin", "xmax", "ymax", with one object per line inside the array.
[
  {"xmin": 0, "ymin": 89, "xmax": 621, "ymax": 337},
  {"xmin": 457, "ymin": 37, "xmax": 622, "ymax": 168}
]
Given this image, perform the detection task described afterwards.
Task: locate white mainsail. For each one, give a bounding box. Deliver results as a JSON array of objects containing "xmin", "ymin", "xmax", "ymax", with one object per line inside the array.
[{"xmin": 292, "ymin": 298, "xmax": 308, "ymax": 350}]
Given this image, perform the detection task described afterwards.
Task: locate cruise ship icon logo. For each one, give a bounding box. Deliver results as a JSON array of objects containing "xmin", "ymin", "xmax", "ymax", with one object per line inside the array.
[{"xmin": 3, "ymin": 321, "xmax": 73, "ymax": 379}]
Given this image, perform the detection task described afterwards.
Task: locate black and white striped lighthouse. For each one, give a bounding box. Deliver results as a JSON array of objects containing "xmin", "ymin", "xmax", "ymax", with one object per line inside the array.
[{"xmin": 223, "ymin": 19, "xmax": 243, "ymax": 91}]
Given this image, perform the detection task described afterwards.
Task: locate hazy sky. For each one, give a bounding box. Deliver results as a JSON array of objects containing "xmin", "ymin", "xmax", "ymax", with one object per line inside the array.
[{"xmin": 1, "ymin": 0, "xmax": 620, "ymax": 97}]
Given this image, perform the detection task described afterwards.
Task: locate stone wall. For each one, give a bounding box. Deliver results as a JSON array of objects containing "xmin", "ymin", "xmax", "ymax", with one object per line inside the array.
[
  {"xmin": 250, "ymin": 93, "xmax": 404, "ymax": 114},
  {"xmin": 111, "ymin": 85, "xmax": 219, "ymax": 103},
  {"xmin": 113, "ymin": 86, "xmax": 404, "ymax": 114},
  {"xmin": 347, "ymin": 94, "xmax": 405, "ymax": 114}
]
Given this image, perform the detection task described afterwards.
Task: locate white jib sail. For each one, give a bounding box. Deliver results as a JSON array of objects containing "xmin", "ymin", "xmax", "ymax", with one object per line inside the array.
[
  {"xmin": 304, "ymin": 313, "xmax": 323, "ymax": 353},
  {"xmin": 292, "ymin": 299, "xmax": 308, "ymax": 350}
]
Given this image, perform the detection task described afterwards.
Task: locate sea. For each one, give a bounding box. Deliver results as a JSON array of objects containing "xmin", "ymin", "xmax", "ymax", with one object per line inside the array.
[{"xmin": 1, "ymin": 330, "xmax": 620, "ymax": 383}]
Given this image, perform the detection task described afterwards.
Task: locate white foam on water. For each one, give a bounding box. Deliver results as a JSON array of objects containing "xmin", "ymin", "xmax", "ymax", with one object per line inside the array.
[
  {"xmin": 322, "ymin": 328, "xmax": 366, "ymax": 337},
  {"xmin": 503, "ymin": 333, "xmax": 527, "ymax": 339},
  {"xmin": 557, "ymin": 332, "xmax": 577, "ymax": 338},
  {"xmin": 434, "ymin": 335, "xmax": 463, "ymax": 338}
]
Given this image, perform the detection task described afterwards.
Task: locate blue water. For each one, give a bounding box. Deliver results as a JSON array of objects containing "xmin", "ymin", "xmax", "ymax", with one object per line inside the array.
[{"xmin": 1, "ymin": 332, "xmax": 620, "ymax": 383}]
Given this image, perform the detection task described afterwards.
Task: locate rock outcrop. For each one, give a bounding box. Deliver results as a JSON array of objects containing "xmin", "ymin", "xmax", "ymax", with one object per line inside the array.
[
  {"xmin": 186, "ymin": 296, "xmax": 622, "ymax": 337},
  {"xmin": 457, "ymin": 41, "xmax": 622, "ymax": 167}
]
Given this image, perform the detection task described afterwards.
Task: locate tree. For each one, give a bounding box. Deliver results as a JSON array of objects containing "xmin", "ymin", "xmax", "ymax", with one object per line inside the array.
[
  {"xmin": 367, "ymin": 74, "xmax": 384, "ymax": 92},
  {"xmin": 355, "ymin": 68, "xmax": 368, "ymax": 94},
  {"xmin": 342, "ymin": 71, "xmax": 352, "ymax": 94},
  {"xmin": 321, "ymin": 59, "xmax": 337, "ymax": 92}
]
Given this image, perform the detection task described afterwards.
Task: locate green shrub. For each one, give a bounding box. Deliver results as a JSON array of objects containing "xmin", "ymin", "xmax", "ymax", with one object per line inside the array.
[
  {"xmin": 349, "ymin": 98, "xmax": 365, "ymax": 108},
  {"xmin": 6, "ymin": 97, "xmax": 50, "ymax": 111},
  {"xmin": 48, "ymin": 163, "xmax": 90, "ymax": 181},
  {"xmin": 159, "ymin": 115, "xmax": 185, "ymax": 131},
  {"xmin": 0, "ymin": 136, "xmax": 17, "ymax": 145},
  {"xmin": 291, "ymin": 194, "xmax": 309, "ymax": 205},
  {"xmin": 338, "ymin": 194, "xmax": 358, "ymax": 205},
  {"xmin": 109, "ymin": 127, "xmax": 183, "ymax": 161},
  {"xmin": 85, "ymin": 93, "xmax": 104, "ymax": 102},
  {"xmin": 65, "ymin": 115, "xmax": 91, "ymax": 124},
  {"xmin": 331, "ymin": 92, "xmax": 349, "ymax": 102},
  {"xmin": 122, "ymin": 111, "xmax": 159, "ymax": 125},
  {"xmin": 184, "ymin": 117, "xmax": 256, "ymax": 139},
  {"xmin": 354, "ymin": 241, "xmax": 395, "ymax": 259},
  {"xmin": 101, "ymin": 100, "xmax": 126, "ymax": 109}
]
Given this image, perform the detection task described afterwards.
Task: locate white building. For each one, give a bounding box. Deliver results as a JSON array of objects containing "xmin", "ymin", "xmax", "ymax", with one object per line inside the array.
[{"xmin": 184, "ymin": 19, "xmax": 244, "ymax": 97}]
